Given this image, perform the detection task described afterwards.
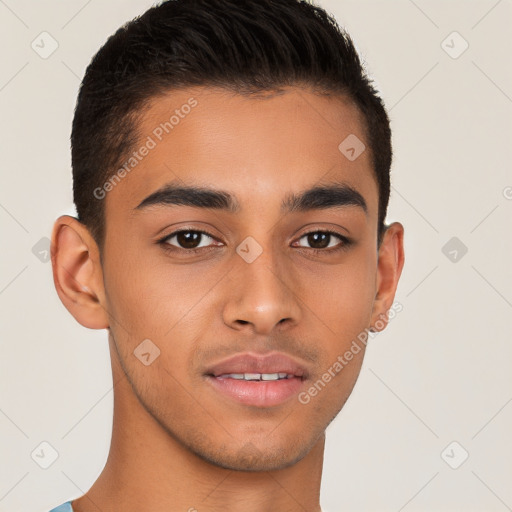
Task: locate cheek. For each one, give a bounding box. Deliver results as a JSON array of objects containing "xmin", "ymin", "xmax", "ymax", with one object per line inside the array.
[
  {"xmin": 103, "ymin": 243, "xmax": 225, "ymax": 338},
  {"xmin": 298, "ymin": 251, "xmax": 377, "ymax": 342}
]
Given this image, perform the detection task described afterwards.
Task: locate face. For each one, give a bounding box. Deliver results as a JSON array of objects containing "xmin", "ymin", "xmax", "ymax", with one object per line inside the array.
[{"xmin": 66, "ymin": 86, "xmax": 402, "ymax": 471}]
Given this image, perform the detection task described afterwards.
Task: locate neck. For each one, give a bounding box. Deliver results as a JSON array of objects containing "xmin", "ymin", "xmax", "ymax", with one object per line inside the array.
[{"xmin": 72, "ymin": 344, "xmax": 325, "ymax": 512}]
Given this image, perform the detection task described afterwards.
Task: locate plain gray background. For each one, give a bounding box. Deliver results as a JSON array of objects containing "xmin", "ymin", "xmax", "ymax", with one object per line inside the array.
[{"xmin": 1, "ymin": 1, "xmax": 511, "ymax": 510}]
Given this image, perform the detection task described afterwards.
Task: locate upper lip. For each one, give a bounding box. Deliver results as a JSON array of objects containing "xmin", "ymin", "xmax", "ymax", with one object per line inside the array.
[{"xmin": 205, "ymin": 352, "xmax": 309, "ymax": 379}]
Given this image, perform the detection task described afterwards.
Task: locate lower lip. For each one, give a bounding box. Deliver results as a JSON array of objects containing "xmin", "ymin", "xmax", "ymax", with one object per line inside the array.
[{"xmin": 205, "ymin": 375, "xmax": 305, "ymax": 407}]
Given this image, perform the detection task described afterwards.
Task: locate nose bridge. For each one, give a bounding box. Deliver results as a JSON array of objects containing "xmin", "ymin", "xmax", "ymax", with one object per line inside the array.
[{"xmin": 223, "ymin": 235, "xmax": 302, "ymax": 333}]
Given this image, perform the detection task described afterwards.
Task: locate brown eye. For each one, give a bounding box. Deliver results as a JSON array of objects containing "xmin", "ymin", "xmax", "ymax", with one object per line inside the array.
[
  {"xmin": 162, "ymin": 230, "xmax": 218, "ymax": 250},
  {"xmin": 175, "ymin": 231, "xmax": 202, "ymax": 249},
  {"xmin": 295, "ymin": 230, "xmax": 348, "ymax": 251},
  {"xmin": 305, "ymin": 232, "xmax": 330, "ymax": 249}
]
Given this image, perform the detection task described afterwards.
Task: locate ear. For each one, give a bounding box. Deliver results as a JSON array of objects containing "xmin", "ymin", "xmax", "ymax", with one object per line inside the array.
[
  {"xmin": 370, "ymin": 222, "xmax": 405, "ymax": 332},
  {"xmin": 50, "ymin": 215, "xmax": 109, "ymax": 329}
]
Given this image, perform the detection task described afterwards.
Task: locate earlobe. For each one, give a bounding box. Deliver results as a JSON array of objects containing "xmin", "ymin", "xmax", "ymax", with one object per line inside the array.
[
  {"xmin": 370, "ymin": 222, "xmax": 405, "ymax": 332},
  {"xmin": 50, "ymin": 215, "xmax": 109, "ymax": 329}
]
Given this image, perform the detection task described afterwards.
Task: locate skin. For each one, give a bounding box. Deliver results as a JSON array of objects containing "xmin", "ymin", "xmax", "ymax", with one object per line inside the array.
[{"xmin": 51, "ymin": 86, "xmax": 404, "ymax": 512}]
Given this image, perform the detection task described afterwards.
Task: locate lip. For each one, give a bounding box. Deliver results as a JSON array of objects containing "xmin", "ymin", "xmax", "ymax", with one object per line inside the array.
[
  {"xmin": 204, "ymin": 352, "xmax": 309, "ymax": 407},
  {"xmin": 205, "ymin": 352, "xmax": 309, "ymax": 378}
]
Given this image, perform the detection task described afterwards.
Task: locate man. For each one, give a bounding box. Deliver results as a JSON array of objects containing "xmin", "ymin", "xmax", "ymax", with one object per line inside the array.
[{"xmin": 49, "ymin": 0, "xmax": 404, "ymax": 510}]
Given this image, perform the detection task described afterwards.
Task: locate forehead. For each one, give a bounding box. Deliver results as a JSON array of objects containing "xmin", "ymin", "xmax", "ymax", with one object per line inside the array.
[{"xmin": 104, "ymin": 85, "xmax": 378, "ymax": 221}]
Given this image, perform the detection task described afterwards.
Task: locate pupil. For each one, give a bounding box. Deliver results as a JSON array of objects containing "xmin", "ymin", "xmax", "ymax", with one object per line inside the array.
[
  {"xmin": 308, "ymin": 232, "xmax": 329, "ymax": 249},
  {"xmin": 178, "ymin": 231, "xmax": 200, "ymax": 248}
]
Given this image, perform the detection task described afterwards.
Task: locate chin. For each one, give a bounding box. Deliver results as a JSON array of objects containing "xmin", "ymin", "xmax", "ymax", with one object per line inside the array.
[{"xmin": 188, "ymin": 433, "xmax": 317, "ymax": 472}]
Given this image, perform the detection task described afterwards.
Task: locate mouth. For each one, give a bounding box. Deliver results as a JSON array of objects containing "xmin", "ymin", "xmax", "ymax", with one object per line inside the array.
[
  {"xmin": 204, "ymin": 352, "xmax": 308, "ymax": 407},
  {"xmin": 215, "ymin": 372, "xmax": 297, "ymax": 381}
]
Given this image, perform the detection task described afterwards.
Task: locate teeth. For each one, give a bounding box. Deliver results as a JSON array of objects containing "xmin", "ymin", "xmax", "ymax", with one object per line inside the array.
[
  {"xmin": 261, "ymin": 373, "xmax": 279, "ymax": 381},
  {"xmin": 244, "ymin": 373, "xmax": 261, "ymax": 380},
  {"xmin": 222, "ymin": 373, "xmax": 291, "ymax": 381}
]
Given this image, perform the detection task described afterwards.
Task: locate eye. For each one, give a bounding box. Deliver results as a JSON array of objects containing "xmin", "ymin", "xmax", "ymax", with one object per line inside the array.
[
  {"xmin": 293, "ymin": 229, "xmax": 351, "ymax": 253},
  {"xmin": 157, "ymin": 227, "xmax": 352, "ymax": 257},
  {"xmin": 158, "ymin": 229, "xmax": 222, "ymax": 252}
]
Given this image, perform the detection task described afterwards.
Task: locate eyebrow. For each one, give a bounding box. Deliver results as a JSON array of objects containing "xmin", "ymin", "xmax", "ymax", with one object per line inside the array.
[{"xmin": 134, "ymin": 180, "xmax": 367, "ymax": 215}]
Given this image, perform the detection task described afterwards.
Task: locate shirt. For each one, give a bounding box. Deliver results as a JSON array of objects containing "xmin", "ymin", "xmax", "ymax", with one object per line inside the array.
[{"xmin": 49, "ymin": 502, "xmax": 74, "ymax": 512}]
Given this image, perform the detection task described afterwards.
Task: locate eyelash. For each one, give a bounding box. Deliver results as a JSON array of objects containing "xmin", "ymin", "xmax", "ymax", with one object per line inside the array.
[{"xmin": 157, "ymin": 228, "xmax": 352, "ymax": 256}]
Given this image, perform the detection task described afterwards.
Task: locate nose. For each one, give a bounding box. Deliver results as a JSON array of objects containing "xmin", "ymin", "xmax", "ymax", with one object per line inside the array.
[{"xmin": 222, "ymin": 246, "xmax": 302, "ymax": 335}]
